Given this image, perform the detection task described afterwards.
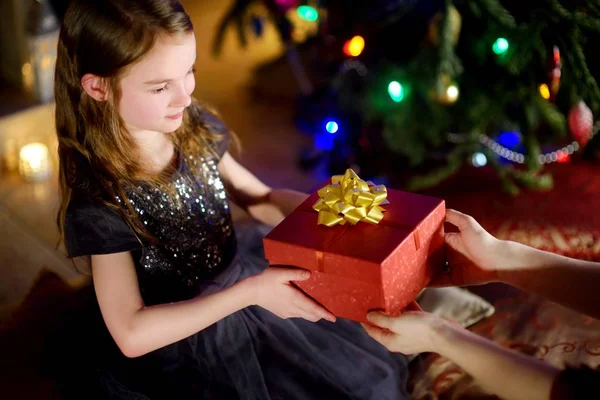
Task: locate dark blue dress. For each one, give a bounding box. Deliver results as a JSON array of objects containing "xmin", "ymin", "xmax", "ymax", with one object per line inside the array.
[{"xmin": 64, "ymin": 110, "xmax": 409, "ymax": 399}]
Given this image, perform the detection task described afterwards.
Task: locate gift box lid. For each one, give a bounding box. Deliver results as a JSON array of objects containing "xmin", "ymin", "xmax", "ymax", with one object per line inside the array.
[{"xmin": 263, "ymin": 187, "xmax": 445, "ymax": 280}]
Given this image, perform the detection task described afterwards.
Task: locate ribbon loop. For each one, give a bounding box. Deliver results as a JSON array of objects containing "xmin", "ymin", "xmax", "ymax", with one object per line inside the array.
[{"xmin": 313, "ymin": 169, "xmax": 388, "ymax": 227}]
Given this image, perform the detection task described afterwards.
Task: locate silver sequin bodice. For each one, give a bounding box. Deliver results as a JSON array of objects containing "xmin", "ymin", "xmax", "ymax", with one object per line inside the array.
[{"xmin": 123, "ymin": 153, "xmax": 236, "ymax": 305}]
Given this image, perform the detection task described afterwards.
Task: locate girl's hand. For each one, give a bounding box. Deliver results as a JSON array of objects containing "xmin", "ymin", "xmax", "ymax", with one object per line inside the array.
[
  {"xmin": 248, "ymin": 267, "xmax": 336, "ymax": 323},
  {"xmin": 362, "ymin": 306, "xmax": 446, "ymax": 355},
  {"xmin": 430, "ymin": 209, "xmax": 506, "ymax": 287}
]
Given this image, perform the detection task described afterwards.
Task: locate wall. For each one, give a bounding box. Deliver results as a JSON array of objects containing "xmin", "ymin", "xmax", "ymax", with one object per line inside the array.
[{"xmin": 0, "ymin": 0, "xmax": 27, "ymax": 89}]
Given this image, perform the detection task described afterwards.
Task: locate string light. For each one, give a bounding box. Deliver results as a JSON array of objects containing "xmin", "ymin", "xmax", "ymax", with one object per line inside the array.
[
  {"xmin": 472, "ymin": 152, "xmax": 488, "ymax": 167},
  {"xmin": 340, "ymin": 59, "xmax": 368, "ymax": 76},
  {"xmin": 492, "ymin": 38, "xmax": 509, "ymax": 55},
  {"xmin": 343, "ymin": 36, "xmax": 365, "ymax": 57},
  {"xmin": 388, "ymin": 81, "xmax": 404, "ymax": 102},
  {"xmin": 538, "ymin": 84, "xmax": 550, "ymax": 100},
  {"xmin": 447, "ymin": 121, "xmax": 600, "ymax": 165},
  {"xmin": 297, "ymin": 5, "xmax": 319, "ymax": 22},
  {"xmin": 325, "ymin": 120, "xmax": 339, "ymax": 134},
  {"xmin": 497, "ymin": 131, "xmax": 520, "ymax": 147},
  {"xmin": 446, "ymin": 84, "xmax": 459, "ymax": 102}
]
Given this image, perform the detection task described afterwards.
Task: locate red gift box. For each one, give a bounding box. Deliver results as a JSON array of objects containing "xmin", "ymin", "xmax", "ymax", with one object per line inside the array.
[{"xmin": 263, "ymin": 176, "xmax": 446, "ymax": 323}]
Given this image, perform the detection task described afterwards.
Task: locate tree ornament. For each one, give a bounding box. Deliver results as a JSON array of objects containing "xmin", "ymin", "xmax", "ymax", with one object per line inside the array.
[
  {"xmin": 568, "ymin": 101, "xmax": 593, "ymax": 146},
  {"xmin": 430, "ymin": 74, "xmax": 459, "ymax": 105},
  {"xmin": 428, "ymin": 5, "xmax": 462, "ymax": 46}
]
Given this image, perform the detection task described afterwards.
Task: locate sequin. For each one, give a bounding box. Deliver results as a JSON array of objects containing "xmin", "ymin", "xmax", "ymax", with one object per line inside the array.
[{"xmin": 123, "ymin": 152, "xmax": 236, "ymax": 306}]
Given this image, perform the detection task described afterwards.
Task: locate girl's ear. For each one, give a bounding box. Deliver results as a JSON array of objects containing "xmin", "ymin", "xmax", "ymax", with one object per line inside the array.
[{"xmin": 81, "ymin": 74, "xmax": 109, "ymax": 102}]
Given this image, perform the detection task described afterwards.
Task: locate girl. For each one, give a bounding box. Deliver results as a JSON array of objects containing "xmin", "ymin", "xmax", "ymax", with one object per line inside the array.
[{"xmin": 55, "ymin": 1, "xmax": 409, "ymax": 399}]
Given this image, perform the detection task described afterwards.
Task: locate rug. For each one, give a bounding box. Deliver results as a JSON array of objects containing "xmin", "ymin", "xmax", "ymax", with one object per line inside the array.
[{"xmin": 423, "ymin": 161, "xmax": 600, "ymax": 261}]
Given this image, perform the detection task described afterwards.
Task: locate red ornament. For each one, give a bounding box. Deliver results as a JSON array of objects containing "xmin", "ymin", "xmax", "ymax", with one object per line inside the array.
[{"xmin": 568, "ymin": 101, "xmax": 594, "ymax": 146}]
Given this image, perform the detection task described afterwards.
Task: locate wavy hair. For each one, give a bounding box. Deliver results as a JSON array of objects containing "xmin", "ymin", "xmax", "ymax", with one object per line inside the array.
[{"xmin": 55, "ymin": 0, "xmax": 222, "ymax": 245}]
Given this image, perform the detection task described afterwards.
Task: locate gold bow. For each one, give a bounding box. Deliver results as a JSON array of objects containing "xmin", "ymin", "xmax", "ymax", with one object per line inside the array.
[{"xmin": 312, "ymin": 169, "xmax": 389, "ymax": 227}]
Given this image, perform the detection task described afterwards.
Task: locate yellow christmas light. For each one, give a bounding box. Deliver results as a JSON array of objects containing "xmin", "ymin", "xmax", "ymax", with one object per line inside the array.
[
  {"xmin": 343, "ymin": 36, "xmax": 365, "ymax": 57},
  {"xmin": 539, "ymin": 83, "xmax": 550, "ymax": 100}
]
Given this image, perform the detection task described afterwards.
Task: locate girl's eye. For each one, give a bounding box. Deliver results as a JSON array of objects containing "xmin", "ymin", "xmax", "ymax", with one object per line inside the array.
[
  {"xmin": 151, "ymin": 67, "xmax": 194, "ymax": 93},
  {"xmin": 151, "ymin": 85, "xmax": 168, "ymax": 94}
]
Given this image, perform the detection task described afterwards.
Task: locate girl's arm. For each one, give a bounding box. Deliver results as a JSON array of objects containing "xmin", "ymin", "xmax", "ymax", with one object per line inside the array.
[
  {"xmin": 92, "ymin": 251, "xmax": 332, "ymax": 358},
  {"xmin": 218, "ymin": 152, "xmax": 308, "ymax": 226}
]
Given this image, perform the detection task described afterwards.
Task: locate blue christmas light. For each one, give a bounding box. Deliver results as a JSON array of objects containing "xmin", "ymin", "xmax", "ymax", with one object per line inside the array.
[
  {"xmin": 315, "ymin": 131, "xmax": 335, "ymax": 151},
  {"xmin": 325, "ymin": 120, "xmax": 339, "ymax": 134},
  {"xmin": 497, "ymin": 131, "xmax": 520, "ymax": 148}
]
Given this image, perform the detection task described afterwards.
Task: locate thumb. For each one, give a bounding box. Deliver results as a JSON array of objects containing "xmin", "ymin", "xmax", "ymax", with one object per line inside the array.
[
  {"xmin": 367, "ymin": 311, "xmax": 399, "ymax": 331},
  {"xmin": 445, "ymin": 209, "xmax": 477, "ymax": 232},
  {"xmin": 281, "ymin": 268, "xmax": 311, "ymax": 282}
]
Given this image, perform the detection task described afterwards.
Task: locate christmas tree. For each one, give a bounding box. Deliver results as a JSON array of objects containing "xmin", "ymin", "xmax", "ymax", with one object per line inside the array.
[{"xmin": 213, "ymin": 0, "xmax": 600, "ymax": 195}]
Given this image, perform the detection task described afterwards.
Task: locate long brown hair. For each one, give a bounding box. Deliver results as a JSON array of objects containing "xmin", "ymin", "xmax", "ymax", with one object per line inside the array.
[{"xmin": 55, "ymin": 0, "xmax": 221, "ymax": 246}]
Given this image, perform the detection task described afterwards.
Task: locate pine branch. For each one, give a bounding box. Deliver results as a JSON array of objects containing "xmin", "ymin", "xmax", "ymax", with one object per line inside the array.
[
  {"xmin": 546, "ymin": 0, "xmax": 575, "ymax": 21},
  {"xmin": 486, "ymin": 150, "xmax": 520, "ymax": 196},
  {"xmin": 236, "ymin": 14, "xmax": 248, "ymax": 49},
  {"xmin": 523, "ymin": 124, "xmax": 542, "ymax": 172},
  {"xmin": 509, "ymin": 168, "xmax": 554, "ymax": 191},
  {"xmin": 437, "ymin": 0, "xmax": 463, "ymax": 80},
  {"xmin": 405, "ymin": 145, "xmax": 467, "ymax": 191},
  {"xmin": 547, "ymin": 0, "xmax": 600, "ymax": 34},
  {"xmin": 588, "ymin": 1, "xmax": 600, "ymax": 17},
  {"xmin": 572, "ymin": 11, "xmax": 600, "ymax": 33},
  {"xmin": 534, "ymin": 95, "xmax": 567, "ymax": 136},
  {"xmin": 211, "ymin": 0, "xmax": 256, "ymax": 57},
  {"xmin": 475, "ymin": 0, "xmax": 517, "ymax": 29},
  {"xmin": 505, "ymin": 24, "xmax": 543, "ymax": 75},
  {"xmin": 563, "ymin": 27, "xmax": 600, "ymax": 108},
  {"xmin": 466, "ymin": 1, "xmax": 483, "ymax": 18},
  {"xmin": 374, "ymin": 0, "xmax": 430, "ymax": 31}
]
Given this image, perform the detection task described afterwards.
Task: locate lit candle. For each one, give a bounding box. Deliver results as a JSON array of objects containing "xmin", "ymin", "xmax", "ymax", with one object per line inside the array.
[{"xmin": 19, "ymin": 142, "xmax": 51, "ymax": 182}]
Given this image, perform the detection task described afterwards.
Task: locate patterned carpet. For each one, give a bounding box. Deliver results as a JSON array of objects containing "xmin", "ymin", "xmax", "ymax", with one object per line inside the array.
[
  {"xmin": 425, "ymin": 161, "xmax": 600, "ymax": 261},
  {"xmin": 410, "ymin": 286, "xmax": 600, "ymax": 399},
  {"xmin": 409, "ymin": 161, "xmax": 600, "ymax": 399}
]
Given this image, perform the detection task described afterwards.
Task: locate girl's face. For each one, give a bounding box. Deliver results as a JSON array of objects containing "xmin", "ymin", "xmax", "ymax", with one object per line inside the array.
[{"xmin": 118, "ymin": 32, "xmax": 196, "ymax": 135}]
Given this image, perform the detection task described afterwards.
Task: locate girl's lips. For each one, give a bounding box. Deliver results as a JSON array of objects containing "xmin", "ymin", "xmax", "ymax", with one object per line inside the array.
[{"xmin": 166, "ymin": 111, "xmax": 184, "ymax": 120}]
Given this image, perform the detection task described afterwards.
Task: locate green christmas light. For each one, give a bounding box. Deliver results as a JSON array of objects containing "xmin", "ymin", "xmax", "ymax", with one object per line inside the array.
[
  {"xmin": 388, "ymin": 81, "xmax": 404, "ymax": 103},
  {"xmin": 297, "ymin": 6, "xmax": 319, "ymax": 22},
  {"xmin": 492, "ymin": 38, "xmax": 509, "ymax": 55}
]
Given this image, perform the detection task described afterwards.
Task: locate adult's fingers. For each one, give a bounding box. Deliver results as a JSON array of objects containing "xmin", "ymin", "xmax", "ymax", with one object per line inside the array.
[
  {"xmin": 445, "ymin": 209, "xmax": 477, "ymax": 231},
  {"xmin": 366, "ymin": 312, "xmax": 399, "ymax": 331},
  {"xmin": 361, "ymin": 323, "xmax": 396, "ymax": 348}
]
